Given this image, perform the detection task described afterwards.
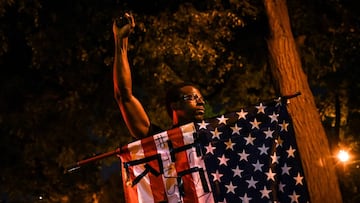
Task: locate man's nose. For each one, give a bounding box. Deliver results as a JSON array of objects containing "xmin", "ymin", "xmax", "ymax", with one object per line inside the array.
[{"xmin": 196, "ymin": 97, "xmax": 205, "ymax": 104}]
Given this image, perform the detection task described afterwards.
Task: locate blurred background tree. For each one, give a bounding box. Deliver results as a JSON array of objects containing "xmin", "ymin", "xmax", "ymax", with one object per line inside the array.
[{"xmin": 0, "ymin": 0, "xmax": 359, "ymax": 202}]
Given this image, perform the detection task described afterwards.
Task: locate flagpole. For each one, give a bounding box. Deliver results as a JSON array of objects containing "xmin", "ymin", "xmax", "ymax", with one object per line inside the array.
[
  {"xmin": 273, "ymin": 91, "xmax": 301, "ymax": 104},
  {"xmin": 65, "ymin": 147, "xmax": 121, "ymax": 173},
  {"xmin": 281, "ymin": 91, "xmax": 301, "ymax": 100}
]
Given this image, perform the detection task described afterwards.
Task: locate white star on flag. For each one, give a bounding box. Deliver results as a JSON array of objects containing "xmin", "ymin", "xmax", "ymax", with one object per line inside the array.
[
  {"xmin": 211, "ymin": 128, "xmax": 222, "ymax": 139},
  {"xmin": 260, "ymin": 186, "xmax": 272, "ymax": 199},
  {"xmin": 205, "ymin": 143, "xmax": 216, "ymax": 154},
  {"xmin": 246, "ymin": 176, "xmax": 258, "ymax": 189},
  {"xmin": 238, "ymin": 150, "xmax": 250, "ymax": 161},
  {"xmin": 197, "ymin": 120, "xmax": 209, "ymax": 129},
  {"xmin": 217, "ymin": 115, "xmax": 229, "ymax": 125},
  {"xmin": 218, "ymin": 154, "xmax": 229, "ymax": 166},
  {"xmin": 225, "ymin": 139, "xmax": 235, "ymax": 150},
  {"xmin": 278, "ymin": 182, "xmax": 286, "ymax": 192},
  {"xmin": 276, "ymin": 137, "xmax": 284, "ymax": 148},
  {"xmin": 271, "ymin": 152, "xmax": 280, "ymax": 164},
  {"xmin": 281, "ymin": 163, "xmax": 292, "ymax": 175},
  {"xmin": 252, "ymin": 160, "xmax": 264, "ymax": 172},
  {"xmin": 279, "ymin": 120, "xmax": 289, "ymax": 131},
  {"xmin": 244, "ymin": 134, "xmax": 256, "ymax": 145},
  {"xmin": 240, "ymin": 193, "xmax": 252, "ymax": 203},
  {"xmin": 256, "ymin": 103, "xmax": 266, "ymax": 114},
  {"xmin": 288, "ymin": 191, "xmax": 300, "ymax": 203},
  {"xmin": 230, "ymin": 123, "xmax": 242, "ymax": 135},
  {"xmin": 265, "ymin": 168, "xmax": 276, "ymax": 181},
  {"xmin": 236, "ymin": 109, "xmax": 248, "ymax": 120},
  {"xmin": 263, "ymin": 127, "xmax": 274, "ymax": 139},
  {"xmin": 250, "ymin": 118, "xmax": 262, "ymax": 129},
  {"xmin": 212, "ymin": 170, "xmax": 223, "ymax": 182},
  {"xmin": 286, "ymin": 145, "xmax": 296, "ymax": 158},
  {"xmin": 268, "ymin": 112, "xmax": 279, "ymax": 123},
  {"xmin": 232, "ymin": 165, "xmax": 244, "ymax": 177},
  {"xmin": 225, "ymin": 181, "xmax": 237, "ymax": 194},
  {"xmin": 258, "ymin": 144, "xmax": 269, "ymax": 155},
  {"xmin": 294, "ymin": 172, "xmax": 304, "ymax": 185}
]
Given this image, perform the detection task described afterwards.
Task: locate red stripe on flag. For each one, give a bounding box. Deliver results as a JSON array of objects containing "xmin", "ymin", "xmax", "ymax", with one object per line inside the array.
[
  {"xmin": 167, "ymin": 127, "xmax": 199, "ymax": 203},
  {"xmin": 119, "ymin": 145, "xmax": 139, "ymax": 203},
  {"xmin": 141, "ymin": 136, "xmax": 167, "ymax": 202}
]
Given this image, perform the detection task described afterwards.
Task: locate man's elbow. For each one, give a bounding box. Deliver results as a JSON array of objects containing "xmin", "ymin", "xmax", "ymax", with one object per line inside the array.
[
  {"xmin": 129, "ymin": 125, "xmax": 150, "ymax": 139},
  {"xmin": 114, "ymin": 90, "xmax": 122, "ymax": 103},
  {"xmin": 114, "ymin": 88, "xmax": 131, "ymax": 103}
]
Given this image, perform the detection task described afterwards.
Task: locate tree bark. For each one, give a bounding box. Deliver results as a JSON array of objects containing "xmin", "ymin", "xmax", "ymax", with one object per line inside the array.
[{"xmin": 263, "ymin": 0, "xmax": 343, "ymax": 202}]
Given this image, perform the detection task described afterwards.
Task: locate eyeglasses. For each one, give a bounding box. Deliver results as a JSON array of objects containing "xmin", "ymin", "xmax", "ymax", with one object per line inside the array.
[{"xmin": 181, "ymin": 93, "xmax": 205, "ymax": 102}]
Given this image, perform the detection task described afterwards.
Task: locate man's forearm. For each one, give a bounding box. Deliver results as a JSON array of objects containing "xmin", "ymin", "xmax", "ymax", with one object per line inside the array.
[{"xmin": 113, "ymin": 36, "xmax": 133, "ymax": 100}]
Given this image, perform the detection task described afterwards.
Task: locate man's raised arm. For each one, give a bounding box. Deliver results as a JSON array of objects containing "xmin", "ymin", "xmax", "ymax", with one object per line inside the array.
[{"xmin": 112, "ymin": 13, "xmax": 150, "ymax": 139}]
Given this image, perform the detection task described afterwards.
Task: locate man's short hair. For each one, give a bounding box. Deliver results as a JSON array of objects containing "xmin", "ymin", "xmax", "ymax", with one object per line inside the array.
[{"xmin": 165, "ymin": 82, "xmax": 196, "ymax": 118}]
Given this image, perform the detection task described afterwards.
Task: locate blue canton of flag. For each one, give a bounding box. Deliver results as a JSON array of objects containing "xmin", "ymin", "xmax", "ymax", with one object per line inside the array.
[{"xmin": 195, "ymin": 99, "xmax": 310, "ymax": 203}]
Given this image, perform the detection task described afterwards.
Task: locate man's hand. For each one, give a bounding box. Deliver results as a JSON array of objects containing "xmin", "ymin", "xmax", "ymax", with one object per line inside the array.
[{"xmin": 113, "ymin": 13, "xmax": 135, "ymax": 38}]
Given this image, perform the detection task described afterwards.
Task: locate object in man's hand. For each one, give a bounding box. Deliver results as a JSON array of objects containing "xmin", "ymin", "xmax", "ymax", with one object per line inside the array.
[{"xmin": 115, "ymin": 13, "xmax": 131, "ymax": 28}]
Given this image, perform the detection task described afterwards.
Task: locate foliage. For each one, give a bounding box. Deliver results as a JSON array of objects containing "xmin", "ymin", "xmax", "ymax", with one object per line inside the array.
[{"xmin": 288, "ymin": 0, "xmax": 360, "ymax": 126}]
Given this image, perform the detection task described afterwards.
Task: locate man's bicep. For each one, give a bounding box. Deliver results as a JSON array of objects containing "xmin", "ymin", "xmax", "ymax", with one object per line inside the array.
[{"xmin": 119, "ymin": 96, "xmax": 151, "ymax": 139}]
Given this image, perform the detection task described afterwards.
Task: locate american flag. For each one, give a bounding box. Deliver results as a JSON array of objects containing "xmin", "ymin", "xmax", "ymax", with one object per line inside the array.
[{"xmin": 119, "ymin": 98, "xmax": 310, "ymax": 203}]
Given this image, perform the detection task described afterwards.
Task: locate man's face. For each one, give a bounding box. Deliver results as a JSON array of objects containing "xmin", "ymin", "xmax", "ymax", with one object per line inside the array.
[{"xmin": 174, "ymin": 85, "xmax": 205, "ymax": 124}]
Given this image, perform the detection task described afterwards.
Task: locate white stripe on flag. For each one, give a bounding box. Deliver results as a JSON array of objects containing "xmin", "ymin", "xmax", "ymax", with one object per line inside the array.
[
  {"xmin": 127, "ymin": 140, "xmax": 155, "ymax": 203},
  {"xmin": 154, "ymin": 131, "xmax": 181, "ymax": 202},
  {"xmin": 180, "ymin": 123, "xmax": 215, "ymax": 203}
]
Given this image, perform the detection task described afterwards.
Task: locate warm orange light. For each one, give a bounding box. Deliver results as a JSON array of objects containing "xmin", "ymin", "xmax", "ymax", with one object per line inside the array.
[{"xmin": 337, "ymin": 150, "xmax": 350, "ymax": 163}]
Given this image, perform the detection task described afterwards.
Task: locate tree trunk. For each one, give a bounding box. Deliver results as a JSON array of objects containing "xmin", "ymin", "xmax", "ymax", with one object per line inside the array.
[{"xmin": 263, "ymin": 0, "xmax": 343, "ymax": 202}]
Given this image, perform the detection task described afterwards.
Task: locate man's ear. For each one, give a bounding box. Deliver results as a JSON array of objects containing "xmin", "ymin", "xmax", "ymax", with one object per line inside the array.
[{"xmin": 170, "ymin": 102, "xmax": 180, "ymax": 111}]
